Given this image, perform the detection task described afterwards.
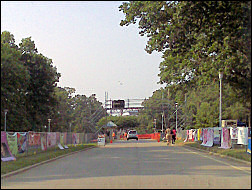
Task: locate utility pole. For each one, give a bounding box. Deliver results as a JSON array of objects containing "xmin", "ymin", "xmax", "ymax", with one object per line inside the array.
[
  {"xmin": 4, "ymin": 109, "xmax": 8, "ymax": 132},
  {"xmin": 162, "ymin": 90, "xmax": 164, "ymax": 133},
  {"xmin": 219, "ymin": 71, "xmax": 223, "ymax": 128},
  {"xmin": 175, "ymin": 103, "xmax": 178, "ymax": 131},
  {"xmin": 48, "ymin": 119, "xmax": 51, "ymax": 132}
]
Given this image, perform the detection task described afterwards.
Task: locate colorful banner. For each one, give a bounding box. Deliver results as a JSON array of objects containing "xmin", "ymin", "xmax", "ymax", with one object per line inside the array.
[
  {"xmin": 201, "ymin": 128, "xmax": 208, "ymax": 146},
  {"xmin": 40, "ymin": 133, "xmax": 47, "ymax": 151},
  {"xmin": 17, "ymin": 132, "xmax": 27, "ymax": 153},
  {"xmin": 237, "ymin": 127, "xmax": 248, "ymax": 145},
  {"xmin": 183, "ymin": 130, "xmax": 189, "ymax": 142},
  {"xmin": 1, "ymin": 131, "xmax": 16, "ymax": 161},
  {"xmin": 219, "ymin": 127, "xmax": 231, "ymax": 149},
  {"xmin": 6, "ymin": 132, "xmax": 18, "ymax": 156},
  {"xmin": 28, "ymin": 132, "xmax": 41, "ymax": 148},
  {"xmin": 230, "ymin": 127, "xmax": 238, "ymax": 139},
  {"xmin": 204, "ymin": 128, "xmax": 214, "ymax": 147},
  {"xmin": 197, "ymin": 128, "xmax": 202, "ymax": 141},
  {"xmin": 189, "ymin": 129, "xmax": 193, "ymax": 141},
  {"xmin": 247, "ymin": 139, "xmax": 251, "ymax": 154},
  {"xmin": 213, "ymin": 127, "xmax": 221, "ymax": 145},
  {"xmin": 47, "ymin": 132, "xmax": 57, "ymax": 148},
  {"xmin": 194, "ymin": 129, "xmax": 198, "ymax": 142}
]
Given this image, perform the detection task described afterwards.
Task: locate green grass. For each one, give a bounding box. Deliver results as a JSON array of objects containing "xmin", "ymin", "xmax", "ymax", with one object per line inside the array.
[
  {"xmin": 175, "ymin": 139, "xmax": 251, "ymax": 162},
  {"xmin": 1, "ymin": 144, "xmax": 97, "ymax": 175}
]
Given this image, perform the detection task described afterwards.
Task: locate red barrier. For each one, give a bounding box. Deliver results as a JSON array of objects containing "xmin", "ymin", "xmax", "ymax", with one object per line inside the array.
[
  {"xmin": 138, "ymin": 133, "xmax": 161, "ymax": 141},
  {"xmin": 138, "ymin": 134, "xmax": 153, "ymax": 139}
]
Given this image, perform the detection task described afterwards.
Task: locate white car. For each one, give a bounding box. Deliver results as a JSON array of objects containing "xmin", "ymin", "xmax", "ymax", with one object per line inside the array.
[{"xmin": 127, "ymin": 130, "xmax": 138, "ymax": 141}]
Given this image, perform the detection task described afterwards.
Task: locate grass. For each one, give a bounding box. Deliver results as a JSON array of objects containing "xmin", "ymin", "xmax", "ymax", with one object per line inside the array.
[
  {"xmin": 1, "ymin": 144, "xmax": 97, "ymax": 175},
  {"xmin": 174, "ymin": 139, "xmax": 251, "ymax": 162}
]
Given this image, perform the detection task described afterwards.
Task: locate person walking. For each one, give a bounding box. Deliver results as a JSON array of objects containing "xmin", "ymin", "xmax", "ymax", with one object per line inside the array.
[
  {"xmin": 165, "ymin": 127, "xmax": 172, "ymax": 145},
  {"xmin": 171, "ymin": 127, "xmax": 176, "ymax": 144},
  {"xmin": 112, "ymin": 131, "xmax": 115, "ymax": 140},
  {"xmin": 124, "ymin": 131, "xmax": 127, "ymax": 140}
]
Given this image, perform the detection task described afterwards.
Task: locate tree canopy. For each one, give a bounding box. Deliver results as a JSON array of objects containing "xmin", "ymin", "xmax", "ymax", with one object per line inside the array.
[
  {"xmin": 119, "ymin": 1, "xmax": 251, "ymax": 128},
  {"xmin": 1, "ymin": 31, "xmax": 105, "ymax": 132}
]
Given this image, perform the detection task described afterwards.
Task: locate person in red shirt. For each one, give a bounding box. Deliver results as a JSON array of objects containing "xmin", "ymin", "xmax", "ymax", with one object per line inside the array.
[{"xmin": 171, "ymin": 128, "xmax": 176, "ymax": 144}]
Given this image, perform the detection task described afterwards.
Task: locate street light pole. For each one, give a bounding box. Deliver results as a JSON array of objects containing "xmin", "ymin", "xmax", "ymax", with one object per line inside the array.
[
  {"xmin": 48, "ymin": 119, "xmax": 51, "ymax": 132},
  {"xmin": 219, "ymin": 71, "xmax": 223, "ymax": 128},
  {"xmin": 175, "ymin": 103, "xmax": 178, "ymax": 131},
  {"xmin": 4, "ymin": 109, "xmax": 8, "ymax": 132}
]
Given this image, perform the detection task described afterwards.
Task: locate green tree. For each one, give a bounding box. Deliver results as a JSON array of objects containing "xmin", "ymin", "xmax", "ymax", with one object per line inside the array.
[
  {"xmin": 1, "ymin": 31, "xmax": 30, "ymax": 131},
  {"xmin": 51, "ymin": 87, "xmax": 76, "ymax": 132},
  {"xmin": 119, "ymin": 1, "xmax": 251, "ymax": 126},
  {"xmin": 19, "ymin": 37, "xmax": 61, "ymax": 131}
]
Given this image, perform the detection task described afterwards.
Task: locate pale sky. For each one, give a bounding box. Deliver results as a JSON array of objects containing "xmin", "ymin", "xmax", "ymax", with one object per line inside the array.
[{"xmin": 1, "ymin": 1, "xmax": 165, "ymax": 104}]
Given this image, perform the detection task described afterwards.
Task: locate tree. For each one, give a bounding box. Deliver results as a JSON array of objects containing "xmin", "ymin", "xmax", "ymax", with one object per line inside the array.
[
  {"xmin": 51, "ymin": 87, "xmax": 76, "ymax": 132},
  {"xmin": 119, "ymin": 1, "xmax": 251, "ymax": 125},
  {"xmin": 19, "ymin": 37, "xmax": 61, "ymax": 131},
  {"xmin": 1, "ymin": 31, "xmax": 30, "ymax": 131}
]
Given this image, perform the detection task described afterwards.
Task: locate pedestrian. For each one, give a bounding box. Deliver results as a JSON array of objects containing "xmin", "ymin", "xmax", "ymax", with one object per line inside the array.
[
  {"xmin": 171, "ymin": 127, "xmax": 176, "ymax": 144},
  {"xmin": 124, "ymin": 131, "xmax": 127, "ymax": 140},
  {"xmin": 112, "ymin": 131, "xmax": 115, "ymax": 140},
  {"xmin": 165, "ymin": 127, "xmax": 172, "ymax": 145}
]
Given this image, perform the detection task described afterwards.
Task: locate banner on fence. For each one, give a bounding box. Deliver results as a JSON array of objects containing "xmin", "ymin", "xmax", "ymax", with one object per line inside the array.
[
  {"xmin": 183, "ymin": 130, "xmax": 189, "ymax": 142},
  {"xmin": 28, "ymin": 132, "xmax": 41, "ymax": 148},
  {"xmin": 6, "ymin": 132, "xmax": 18, "ymax": 156},
  {"xmin": 219, "ymin": 127, "xmax": 231, "ymax": 149},
  {"xmin": 237, "ymin": 127, "xmax": 248, "ymax": 145},
  {"xmin": 201, "ymin": 128, "xmax": 208, "ymax": 146},
  {"xmin": 194, "ymin": 129, "xmax": 198, "ymax": 142},
  {"xmin": 1, "ymin": 131, "xmax": 16, "ymax": 161},
  {"xmin": 247, "ymin": 139, "xmax": 251, "ymax": 154},
  {"xmin": 40, "ymin": 133, "xmax": 47, "ymax": 151},
  {"xmin": 189, "ymin": 129, "xmax": 193, "ymax": 141},
  {"xmin": 17, "ymin": 132, "xmax": 27, "ymax": 153},
  {"xmin": 197, "ymin": 128, "xmax": 202, "ymax": 141},
  {"xmin": 230, "ymin": 127, "xmax": 238, "ymax": 139},
  {"xmin": 47, "ymin": 132, "xmax": 57, "ymax": 148},
  {"xmin": 204, "ymin": 128, "xmax": 214, "ymax": 147},
  {"xmin": 213, "ymin": 127, "xmax": 221, "ymax": 145}
]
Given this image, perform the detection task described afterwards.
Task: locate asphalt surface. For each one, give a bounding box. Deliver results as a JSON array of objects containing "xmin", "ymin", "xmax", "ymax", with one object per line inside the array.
[{"xmin": 1, "ymin": 139, "xmax": 251, "ymax": 189}]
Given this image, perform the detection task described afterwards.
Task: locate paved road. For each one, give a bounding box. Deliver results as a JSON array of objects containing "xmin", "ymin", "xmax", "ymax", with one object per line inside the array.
[{"xmin": 1, "ymin": 139, "xmax": 251, "ymax": 189}]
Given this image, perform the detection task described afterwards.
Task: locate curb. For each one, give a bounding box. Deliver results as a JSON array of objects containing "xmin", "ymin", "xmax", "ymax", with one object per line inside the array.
[
  {"xmin": 1, "ymin": 146, "xmax": 97, "ymax": 179},
  {"xmin": 184, "ymin": 144, "xmax": 251, "ymax": 165}
]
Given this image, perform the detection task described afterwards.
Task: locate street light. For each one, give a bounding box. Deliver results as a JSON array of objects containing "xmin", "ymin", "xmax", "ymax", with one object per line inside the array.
[
  {"xmin": 219, "ymin": 71, "xmax": 223, "ymax": 128},
  {"xmin": 175, "ymin": 103, "xmax": 178, "ymax": 131},
  {"xmin": 4, "ymin": 109, "xmax": 8, "ymax": 132},
  {"xmin": 48, "ymin": 119, "xmax": 51, "ymax": 132}
]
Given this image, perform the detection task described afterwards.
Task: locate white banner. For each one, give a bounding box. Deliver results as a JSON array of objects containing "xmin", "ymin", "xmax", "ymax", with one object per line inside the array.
[{"xmin": 237, "ymin": 127, "xmax": 248, "ymax": 145}]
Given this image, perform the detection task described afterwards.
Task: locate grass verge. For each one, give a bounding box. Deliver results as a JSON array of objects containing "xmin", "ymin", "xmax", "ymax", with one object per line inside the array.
[
  {"xmin": 175, "ymin": 139, "xmax": 251, "ymax": 162},
  {"xmin": 1, "ymin": 144, "xmax": 97, "ymax": 175}
]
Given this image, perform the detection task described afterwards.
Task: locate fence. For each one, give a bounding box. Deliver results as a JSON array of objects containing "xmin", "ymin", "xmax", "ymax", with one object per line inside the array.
[
  {"xmin": 178, "ymin": 127, "xmax": 251, "ymax": 154},
  {"xmin": 1, "ymin": 131, "xmax": 97, "ymax": 161}
]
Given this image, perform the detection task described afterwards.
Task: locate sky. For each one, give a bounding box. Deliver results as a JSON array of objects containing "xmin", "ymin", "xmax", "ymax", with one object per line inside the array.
[{"xmin": 1, "ymin": 1, "xmax": 165, "ymax": 104}]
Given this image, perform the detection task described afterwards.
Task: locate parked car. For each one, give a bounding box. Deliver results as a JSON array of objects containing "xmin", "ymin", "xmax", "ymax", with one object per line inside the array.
[{"xmin": 127, "ymin": 130, "xmax": 138, "ymax": 141}]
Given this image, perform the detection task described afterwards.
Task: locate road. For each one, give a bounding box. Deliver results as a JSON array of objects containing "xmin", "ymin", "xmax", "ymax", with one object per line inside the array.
[{"xmin": 1, "ymin": 139, "xmax": 251, "ymax": 189}]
